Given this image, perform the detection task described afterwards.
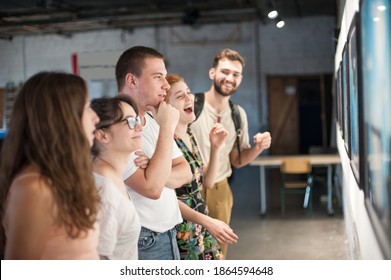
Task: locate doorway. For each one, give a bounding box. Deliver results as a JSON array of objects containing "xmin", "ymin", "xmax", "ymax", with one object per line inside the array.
[
  {"xmin": 266, "ymin": 74, "xmax": 333, "ymax": 211},
  {"xmin": 268, "ymin": 74, "xmax": 332, "ymax": 155}
]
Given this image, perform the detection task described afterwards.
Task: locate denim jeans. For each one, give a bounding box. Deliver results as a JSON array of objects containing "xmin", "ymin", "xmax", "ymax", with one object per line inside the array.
[{"xmin": 138, "ymin": 226, "xmax": 180, "ymax": 260}]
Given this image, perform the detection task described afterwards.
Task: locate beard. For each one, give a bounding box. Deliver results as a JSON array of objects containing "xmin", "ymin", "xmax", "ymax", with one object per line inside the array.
[{"xmin": 213, "ymin": 79, "xmax": 237, "ymax": 97}]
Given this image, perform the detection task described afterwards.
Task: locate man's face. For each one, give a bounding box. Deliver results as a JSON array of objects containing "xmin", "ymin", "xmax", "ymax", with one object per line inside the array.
[
  {"xmin": 211, "ymin": 58, "xmax": 243, "ymax": 97},
  {"xmin": 136, "ymin": 57, "xmax": 170, "ymax": 112}
]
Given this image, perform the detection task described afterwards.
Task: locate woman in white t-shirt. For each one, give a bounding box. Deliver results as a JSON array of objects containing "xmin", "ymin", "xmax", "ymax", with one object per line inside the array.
[{"xmin": 91, "ymin": 94, "xmax": 148, "ymax": 260}]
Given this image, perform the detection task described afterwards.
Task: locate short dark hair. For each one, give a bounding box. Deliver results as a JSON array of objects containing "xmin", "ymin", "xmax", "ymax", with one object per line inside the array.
[
  {"xmin": 115, "ymin": 46, "xmax": 165, "ymax": 91},
  {"xmin": 90, "ymin": 94, "xmax": 138, "ymax": 157}
]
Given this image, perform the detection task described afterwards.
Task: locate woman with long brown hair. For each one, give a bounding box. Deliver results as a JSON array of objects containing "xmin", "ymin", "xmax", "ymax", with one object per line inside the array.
[{"xmin": 0, "ymin": 71, "xmax": 100, "ymax": 259}]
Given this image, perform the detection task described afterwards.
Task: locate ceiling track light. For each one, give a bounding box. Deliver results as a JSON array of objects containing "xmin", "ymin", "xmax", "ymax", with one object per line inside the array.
[
  {"xmin": 182, "ymin": 0, "xmax": 199, "ymax": 25},
  {"xmin": 276, "ymin": 16, "xmax": 285, "ymax": 28},
  {"xmin": 267, "ymin": 0, "xmax": 278, "ymax": 19}
]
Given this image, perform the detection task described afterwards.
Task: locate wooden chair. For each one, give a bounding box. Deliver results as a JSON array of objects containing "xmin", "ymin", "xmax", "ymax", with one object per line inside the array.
[
  {"xmin": 280, "ymin": 158, "xmax": 313, "ymax": 217},
  {"xmin": 308, "ymin": 146, "xmax": 342, "ymax": 208}
]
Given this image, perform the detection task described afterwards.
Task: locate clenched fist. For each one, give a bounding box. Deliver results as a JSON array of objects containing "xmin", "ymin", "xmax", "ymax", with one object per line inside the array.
[{"xmin": 253, "ymin": 131, "xmax": 271, "ymax": 151}]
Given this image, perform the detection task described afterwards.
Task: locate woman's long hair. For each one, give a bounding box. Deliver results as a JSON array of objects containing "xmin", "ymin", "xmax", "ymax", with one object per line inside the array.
[{"xmin": 0, "ymin": 72, "xmax": 99, "ymax": 246}]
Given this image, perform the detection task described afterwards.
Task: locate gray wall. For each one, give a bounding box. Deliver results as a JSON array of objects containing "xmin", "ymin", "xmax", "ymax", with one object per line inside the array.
[
  {"xmin": 0, "ymin": 17, "xmax": 335, "ymax": 136},
  {"xmin": 0, "ymin": 16, "xmax": 336, "ymax": 211}
]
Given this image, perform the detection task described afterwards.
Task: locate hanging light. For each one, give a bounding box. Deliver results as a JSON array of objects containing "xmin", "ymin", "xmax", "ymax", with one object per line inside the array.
[
  {"xmin": 268, "ymin": 9, "xmax": 278, "ymax": 19},
  {"xmin": 276, "ymin": 17, "xmax": 285, "ymax": 28},
  {"xmin": 182, "ymin": 0, "xmax": 199, "ymax": 25},
  {"xmin": 268, "ymin": 10, "xmax": 278, "ymax": 19},
  {"xmin": 267, "ymin": 1, "xmax": 278, "ymax": 19}
]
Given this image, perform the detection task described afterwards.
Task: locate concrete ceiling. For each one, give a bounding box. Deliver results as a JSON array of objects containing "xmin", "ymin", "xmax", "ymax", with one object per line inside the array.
[{"xmin": 0, "ymin": 0, "xmax": 338, "ymax": 39}]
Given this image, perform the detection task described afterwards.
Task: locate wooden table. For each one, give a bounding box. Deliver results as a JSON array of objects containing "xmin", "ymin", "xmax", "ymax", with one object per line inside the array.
[{"xmin": 250, "ymin": 154, "xmax": 341, "ymax": 216}]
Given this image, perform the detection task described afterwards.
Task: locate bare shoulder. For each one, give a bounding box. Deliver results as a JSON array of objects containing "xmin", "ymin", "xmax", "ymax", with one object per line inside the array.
[
  {"xmin": 7, "ymin": 167, "xmax": 54, "ymax": 211},
  {"xmin": 3, "ymin": 166, "xmax": 55, "ymax": 259},
  {"xmin": 12, "ymin": 169, "xmax": 51, "ymax": 193}
]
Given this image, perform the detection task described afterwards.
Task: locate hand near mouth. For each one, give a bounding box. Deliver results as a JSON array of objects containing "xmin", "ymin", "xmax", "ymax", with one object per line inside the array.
[{"xmin": 147, "ymin": 101, "xmax": 179, "ymax": 134}]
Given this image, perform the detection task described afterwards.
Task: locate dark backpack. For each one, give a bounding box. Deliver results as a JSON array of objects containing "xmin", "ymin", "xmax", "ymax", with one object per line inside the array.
[{"xmin": 193, "ymin": 92, "xmax": 243, "ymax": 164}]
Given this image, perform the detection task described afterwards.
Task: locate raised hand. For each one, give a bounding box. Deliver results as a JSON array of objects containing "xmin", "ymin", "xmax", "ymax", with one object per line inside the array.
[{"xmin": 209, "ymin": 123, "xmax": 228, "ymax": 150}]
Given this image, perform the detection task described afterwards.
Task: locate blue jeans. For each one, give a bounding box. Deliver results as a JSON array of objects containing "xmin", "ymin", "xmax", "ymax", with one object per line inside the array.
[{"xmin": 138, "ymin": 226, "xmax": 180, "ymax": 260}]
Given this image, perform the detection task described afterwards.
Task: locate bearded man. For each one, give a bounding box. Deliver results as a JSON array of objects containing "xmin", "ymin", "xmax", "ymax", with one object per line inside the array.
[{"xmin": 190, "ymin": 48, "xmax": 272, "ymax": 258}]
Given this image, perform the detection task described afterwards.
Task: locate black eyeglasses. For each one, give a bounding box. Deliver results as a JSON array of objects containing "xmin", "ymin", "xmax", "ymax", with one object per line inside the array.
[
  {"xmin": 97, "ymin": 115, "xmax": 141, "ymax": 130},
  {"xmin": 121, "ymin": 116, "xmax": 142, "ymax": 130}
]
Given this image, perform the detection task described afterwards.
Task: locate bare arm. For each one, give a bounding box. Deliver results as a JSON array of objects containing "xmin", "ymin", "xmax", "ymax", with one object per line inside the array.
[
  {"xmin": 230, "ymin": 131, "xmax": 272, "ymax": 168},
  {"xmin": 166, "ymin": 156, "xmax": 192, "ymax": 189},
  {"xmin": 203, "ymin": 123, "xmax": 228, "ymax": 188},
  {"xmin": 178, "ymin": 200, "xmax": 238, "ymax": 245},
  {"xmin": 124, "ymin": 101, "xmax": 179, "ymax": 199},
  {"xmin": 4, "ymin": 175, "xmax": 53, "ymax": 259}
]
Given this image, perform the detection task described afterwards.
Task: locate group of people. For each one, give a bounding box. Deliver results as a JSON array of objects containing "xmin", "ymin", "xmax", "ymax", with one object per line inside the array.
[{"xmin": 0, "ymin": 46, "xmax": 271, "ymax": 260}]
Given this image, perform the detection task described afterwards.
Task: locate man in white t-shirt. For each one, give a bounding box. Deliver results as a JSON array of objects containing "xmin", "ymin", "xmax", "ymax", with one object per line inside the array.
[{"xmin": 116, "ymin": 46, "xmax": 238, "ymax": 260}]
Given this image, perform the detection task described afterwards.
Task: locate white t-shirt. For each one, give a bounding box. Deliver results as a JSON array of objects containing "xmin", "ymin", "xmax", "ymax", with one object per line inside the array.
[
  {"xmin": 123, "ymin": 113, "xmax": 183, "ymax": 233},
  {"xmin": 94, "ymin": 172, "xmax": 141, "ymax": 260}
]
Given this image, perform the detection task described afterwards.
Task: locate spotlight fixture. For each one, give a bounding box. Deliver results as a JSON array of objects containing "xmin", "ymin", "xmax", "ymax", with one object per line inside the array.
[
  {"xmin": 276, "ymin": 17, "xmax": 285, "ymax": 28},
  {"xmin": 268, "ymin": 10, "xmax": 278, "ymax": 19},
  {"xmin": 267, "ymin": 0, "xmax": 278, "ymax": 19},
  {"xmin": 182, "ymin": 1, "xmax": 199, "ymax": 25},
  {"xmin": 182, "ymin": 7, "xmax": 199, "ymax": 25}
]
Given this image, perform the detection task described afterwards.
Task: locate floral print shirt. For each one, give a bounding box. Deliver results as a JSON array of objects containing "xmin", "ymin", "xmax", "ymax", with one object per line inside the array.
[{"xmin": 174, "ymin": 128, "xmax": 223, "ymax": 260}]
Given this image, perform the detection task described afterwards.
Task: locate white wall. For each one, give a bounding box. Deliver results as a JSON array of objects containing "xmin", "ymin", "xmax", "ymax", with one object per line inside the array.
[{"xmin": 334, "ymin": 0, "xmax": 384, "ymax": 259}]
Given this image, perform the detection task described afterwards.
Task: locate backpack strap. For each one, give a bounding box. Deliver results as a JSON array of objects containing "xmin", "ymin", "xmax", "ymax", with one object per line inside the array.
[
  {"xmin": 229, "ymin": 100, "xmax": 242, "ymax": 165},
  {"xmin": 193, "ymin": 92, "xmax": 205, "ymax": 121}
]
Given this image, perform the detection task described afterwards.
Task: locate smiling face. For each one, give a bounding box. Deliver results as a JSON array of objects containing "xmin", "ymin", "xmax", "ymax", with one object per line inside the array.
[
  {"xmin": 210, "ymin": 58, "xmax": 243, "ymax": 97},
  {"xmin": 134, "ymin": 57, "xmax": 170, "ymax": 114},
  {"xmin": 107, "ymin": 101, "xmax": 143, "ymax": 153},
  {"xmin": 166, "ymin": 80, "xmax": 195, "ymax": 125}
]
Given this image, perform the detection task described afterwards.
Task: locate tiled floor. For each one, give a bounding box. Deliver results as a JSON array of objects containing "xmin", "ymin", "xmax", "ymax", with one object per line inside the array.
[{"xmin": 225, "ymin": 167, "xmax": 349, "ymax": 260}]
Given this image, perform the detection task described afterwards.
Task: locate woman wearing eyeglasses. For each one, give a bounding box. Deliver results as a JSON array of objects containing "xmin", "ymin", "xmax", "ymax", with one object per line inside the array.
[{"xmin": 91, "ymin": 94, "xmax": 147, "ymax": 260}]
